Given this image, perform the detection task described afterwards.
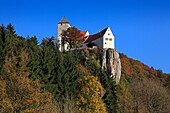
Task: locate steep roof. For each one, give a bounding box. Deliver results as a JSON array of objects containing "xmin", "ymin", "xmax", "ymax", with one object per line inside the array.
[
  {"xmin": 58, "ymin": 16, "xmax": 70, "ymax": 24},
  {"xmin": 84, "ymin": 27, "xmax": 108, "ymax": 43},
  {"xmin": 80, "ymin": 31, "xmax": 88, "ymax": 40}
]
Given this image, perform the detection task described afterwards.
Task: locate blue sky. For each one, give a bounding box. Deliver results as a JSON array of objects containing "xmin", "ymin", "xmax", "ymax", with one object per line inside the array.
[{"xmin": 0, "ymin": 0, "xmax": 170, "ymax": 73}]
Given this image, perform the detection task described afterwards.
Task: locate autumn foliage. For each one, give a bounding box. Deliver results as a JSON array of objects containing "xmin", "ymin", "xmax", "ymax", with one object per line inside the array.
[
  {"xmin": 61, "ymin": 26, "xmax": 83, "ymax": 50},
  {"xmin": 76, "ymin": 75, "xmax": 106, "ymax": 113},
  {"xmin": 1, "ymin": 23, "xmax": 170, "ymax": 113},
  {"xmin": 0, "ymin": 50, "xmax": 54, "ymax": 113},
  {"xmin": 120, "ymin": 53, "xmax": 170, "ymax": 88}
]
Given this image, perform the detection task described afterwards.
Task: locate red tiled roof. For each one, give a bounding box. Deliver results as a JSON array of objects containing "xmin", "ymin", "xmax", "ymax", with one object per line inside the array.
[
  {"xmin": 80, "ymin": 31, "xmax": 88, "ymax": 40},
  {"xmin": 84, "ymin": 27, "xmax": 108, "ymax": 43}
]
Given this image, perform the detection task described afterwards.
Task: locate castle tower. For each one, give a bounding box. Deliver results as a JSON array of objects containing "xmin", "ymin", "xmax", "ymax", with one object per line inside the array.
[
  {"xmin": 57, "ymin": 17, "xmax": 71, "ymax": 52},
  {"xmin": 58, "ymin": 16, "xmax": 71, "ymax": 37}
]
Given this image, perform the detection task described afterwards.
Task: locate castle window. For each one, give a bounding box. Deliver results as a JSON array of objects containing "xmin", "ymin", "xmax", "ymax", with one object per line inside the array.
[
  {"xmin": 105, "ymin": 38, "xmax": 108, "ymax": 40},
  {"xmin": 109, "ymin": 38, "xmax": 112, "ymax": 41},
  {"xmin": 105, "ymin": 42, "xmax": 107, "ymax": 44},
  {"xmin": 108, "ymin": 33, "xmax": 110, "ymax": 35}
]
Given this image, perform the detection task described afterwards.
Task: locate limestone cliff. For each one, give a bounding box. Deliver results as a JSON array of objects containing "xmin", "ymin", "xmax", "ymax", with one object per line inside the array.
[{"xmin": 102, "ymin": 49, "xmax": 121, "ymax": 83}]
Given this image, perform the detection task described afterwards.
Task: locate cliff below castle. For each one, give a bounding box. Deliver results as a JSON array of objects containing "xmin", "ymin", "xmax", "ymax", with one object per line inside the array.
[
  {"xmin": 76, "ymin": 48, "xmax": 122, "ymax": 83},
  {"xmin": 102, "ymin": 49, "xmax": 121, "ymax": 83},
  {"xmin": 76, "ymin": 48, "xmax": 170, "ymax": 87}
]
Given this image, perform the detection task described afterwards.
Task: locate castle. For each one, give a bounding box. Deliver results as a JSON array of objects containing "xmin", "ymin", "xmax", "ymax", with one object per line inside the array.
[
  {"xmin": 54, "ymin": 17, "xmax": 121, "ymax": 83},
  {"xmin": 55, "ymin": 17, "xmax": 115, "ymax": 52}
]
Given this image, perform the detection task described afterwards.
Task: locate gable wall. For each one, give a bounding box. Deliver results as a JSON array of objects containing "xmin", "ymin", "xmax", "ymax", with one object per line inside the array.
[{"xmin": 103, "ymin": 27, "xmax": 115, "ymax": 49}]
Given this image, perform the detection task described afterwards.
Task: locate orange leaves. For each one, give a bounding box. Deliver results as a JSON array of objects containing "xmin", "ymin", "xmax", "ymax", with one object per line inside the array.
[
  {"xmin": 61, "ymin": 26, "xmax": 84, "ymax": 49},
  {"xmin": 68, "ymin": 26, "xmax": 83, "ymax": 42},
  {"xmin": 76, "ymin": 64, "xmax": 90, "ymax": 76},
  {"xmin": 0, "ymin": 49, "xmax": 54, "ymax": 113},
  {"xmin": 77, "ymin": 75, "xmax": 106, "ymax": 113},
  {"xmin": 120, "ymin": 53, "xmax": 170, "ymax": 87}
]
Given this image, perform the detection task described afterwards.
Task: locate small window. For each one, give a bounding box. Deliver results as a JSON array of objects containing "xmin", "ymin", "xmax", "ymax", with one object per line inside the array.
[
  {"xmin": 105, "ymin": 42, "xmax": 107, "ymax": 44},
  {"xmin": 105, "ymin": 38, "xmax": 108, "ymax": 40},
  {"xmin": 109, "ymin": 38, "xmax": 112, "ymax": 41},
  {"xmin": 108, "ymin": 33, "xmax": 110, "ymax": 35}
]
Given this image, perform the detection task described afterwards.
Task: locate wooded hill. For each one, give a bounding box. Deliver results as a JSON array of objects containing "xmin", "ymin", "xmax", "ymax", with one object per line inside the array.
[
  {"xmin": 120, "ymin": 53, "xmax": 170, "ymax": 89},
  {"xmin": 0, "ymin": 24, "xmax": 169, "ymax": 113}
]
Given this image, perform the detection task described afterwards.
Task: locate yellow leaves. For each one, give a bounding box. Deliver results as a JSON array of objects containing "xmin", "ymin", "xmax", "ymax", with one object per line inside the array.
[
  {"xmin": 77, "ymin": 75, "xmax": 107, "ymax": 113},
  {"xmin": 0, "ymin": 49, "xmax": 54, "ymax": 113}
]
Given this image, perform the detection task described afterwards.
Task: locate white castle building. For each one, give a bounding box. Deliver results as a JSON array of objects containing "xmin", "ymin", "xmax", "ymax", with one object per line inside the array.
[{"xmin": 55, "ymin": 17, "xmax": 115, "ymax": 52}]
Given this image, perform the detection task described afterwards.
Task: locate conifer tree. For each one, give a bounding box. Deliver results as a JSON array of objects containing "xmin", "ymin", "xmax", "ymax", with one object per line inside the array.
[
  {"xmin": 26, "ymin": 36, "xmax": 42, "ymax": 80},
  {"xmin": 118, "ymin": 77, "xmax": 133, "ymax": 113},
  {"xmin": 85, "ymin": 60, "xmax": 120, "ymax": 113},
  {"xmin": 0, "ymin": 49, "xmax": 53, "ymax": 113},
  {"xmin": 0, "ymin": 24, "xmax": 10, "ymax": 74}
]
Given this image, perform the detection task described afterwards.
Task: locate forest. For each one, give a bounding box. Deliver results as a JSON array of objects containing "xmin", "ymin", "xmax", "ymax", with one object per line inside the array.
[{"xmin": 0, "ymin": 23, "xmax": 169, "ymax": 113}]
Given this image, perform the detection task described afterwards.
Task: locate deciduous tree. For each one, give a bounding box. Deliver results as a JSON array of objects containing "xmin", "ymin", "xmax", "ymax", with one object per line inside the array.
[
  {"xmin": 77, "ymin": 75, "xmax": 106, "ymax": 113},
  {"xmin": 0, "ymin": 49, "xmax": 54, "ymax": 113},
  {"xmin": 61, "ymin": 26, "xmax": 83, "ymax": 51}
]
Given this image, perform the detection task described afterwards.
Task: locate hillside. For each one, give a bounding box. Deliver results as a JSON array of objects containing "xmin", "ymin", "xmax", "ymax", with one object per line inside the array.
[
  {"xmin": 120, "ymin": 53, "xmax": 170, "ymax": 89},
  {"xmin": 0, "ymin": 24, "xmax": 169, "ymax": 113},
  {"xmin": 74, "ymin": 48, "xmax": 170, "ymax": 89}
]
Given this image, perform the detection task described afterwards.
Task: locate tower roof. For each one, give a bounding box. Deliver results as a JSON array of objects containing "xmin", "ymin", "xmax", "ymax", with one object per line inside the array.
[{"xmin": 58, "ymin": 16, "xmax": 70, "ymax": 24}]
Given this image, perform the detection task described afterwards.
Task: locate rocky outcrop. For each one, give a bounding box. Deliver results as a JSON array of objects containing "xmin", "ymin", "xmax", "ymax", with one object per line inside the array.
[{"xmin": 102, "ymin": 49, "xmax": 121, "ymax": 84}]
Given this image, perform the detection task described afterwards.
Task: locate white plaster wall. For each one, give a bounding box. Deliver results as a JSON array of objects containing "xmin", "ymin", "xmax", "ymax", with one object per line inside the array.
[
  {"xmin": 103, "ymin": 27, "xmax": 115, "ymax": 49},
  {"xmin": 58, "ymin": 23, "xmax": 71, "ymax": 37},
  {"xmin": 85, "ymin": 31, "xmax": 89, "ymax": 37},
  {"xmin": 57, "ymin": 23, "xmax": 71, "ymax": 52}
]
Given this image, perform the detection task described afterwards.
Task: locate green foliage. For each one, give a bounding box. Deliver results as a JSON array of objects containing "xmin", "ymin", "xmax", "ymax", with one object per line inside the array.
[
  {"xmin": 26, "ymin": 36, "xmax": 42, "ymax": 80},
  {"xmin": 102, "ymin": 73, "xmax": 120, "ymax": 113},
  {"xmin": 77, "ymin": 49, "xmax": 120, "ymax": 113},
  {"xmin": 0, "ymin": 49, "xmax": 53, "ymax": 113},
  {"xmin": 0, "ymin": 23, "xmax": 169, "ymax": 113},
  {"xmin": 0, "ymin": 25, "xmax": 9, "ymax": 74},
  {"xmin": 118, "ymin": 77, "xmax": 133, "ymax": 113}
]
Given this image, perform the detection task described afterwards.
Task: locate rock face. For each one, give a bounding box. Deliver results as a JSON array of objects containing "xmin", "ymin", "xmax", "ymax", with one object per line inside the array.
[{"xmin": 102, "ymin": 49, "xmax": 121, "ymax": 84}]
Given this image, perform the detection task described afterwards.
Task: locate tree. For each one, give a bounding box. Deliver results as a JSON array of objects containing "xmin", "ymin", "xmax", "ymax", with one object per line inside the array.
[
  {"xmin": 77, "ymin": 75, "xmax": 106, "ymax": 113},
  {"xmin": 102, "ymin": 74, "xmax": 120, "ymax": 113},
  {"xmin": 84, "ymin": 58, "xmax": 120, "ymax": 113},
  {"xmin": 6, "ymin": 23, "xmax": 16, "ymax": 35},
  {"xmin": 130, "ymin": 79, "xmax": 170, "ymax": 113},
  {"xmin": 26, "ymin": 35, "xmax": 42, "ymax": 80},
  {"xmin": 61, "ymin": 26, "xmax": 83, "ymax": 51},
  {"xmin": 118, "ymin": 77, "xmax": 133, "ymax": 113},
  {"xmin": 0, "ymin": 49, "xmax": 54, "ymax": 113},
  {"xmin": 0, "ymin": 24, "xmax": 9, "ymax": 74}
]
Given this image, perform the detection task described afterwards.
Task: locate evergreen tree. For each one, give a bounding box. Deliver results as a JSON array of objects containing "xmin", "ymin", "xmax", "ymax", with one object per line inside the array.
[
  {"xmin": 118, "ymin": 77, "xmax": 133, "ymax": 113},
  {"xmin": 0, "ymin": 49, "xmax": 53, "ymax": 113},
  {"xmin": 26, "ymin": 36, "xmax": 42, "ymax": 80},
  {"xmin": 85, "ymin": 60, "xmax": 120, "ymax": 113},
  {"xmin": 0, "ymin": 24, "xmax": 10, "ymax": 74}
]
